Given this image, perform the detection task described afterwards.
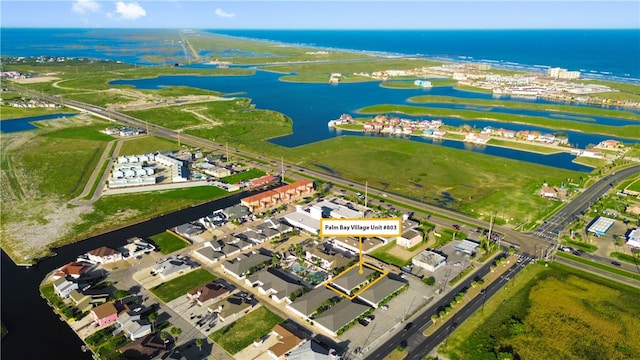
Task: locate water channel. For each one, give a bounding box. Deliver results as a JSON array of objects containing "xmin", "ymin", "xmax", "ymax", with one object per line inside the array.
[
  {"xmin": 0, "ymin": 191, "xmax": 250, "ymax": 359},
  {"xmin": 111, "ymin": 70, "xmax": 639, "ymax": 172}
]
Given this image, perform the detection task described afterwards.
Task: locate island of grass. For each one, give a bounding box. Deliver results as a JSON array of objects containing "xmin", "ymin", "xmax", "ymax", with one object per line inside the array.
[
  {"xmin": 439, "ymin": 262, "xmax": 640, "ymax": 360},
  {"xmin": 150, "ymin": 268, "xmax": 216, "ymax": 303},
  {"xmin": 209, "ymin": 306, "xmax": 283, "ymax": 355}
]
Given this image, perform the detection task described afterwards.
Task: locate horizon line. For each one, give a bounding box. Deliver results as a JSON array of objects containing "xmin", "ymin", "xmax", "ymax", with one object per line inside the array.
[{"xmin": 2, "ymin": 27, "xmax": 639, "ymax": 31}]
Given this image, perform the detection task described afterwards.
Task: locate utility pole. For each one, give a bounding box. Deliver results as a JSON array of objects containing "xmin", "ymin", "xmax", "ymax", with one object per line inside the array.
[
  {"xmin": 225, "ymin": 142, "xmax": 229, "ymax": 162},
  {"xmin": 365, "ymin": 181, "xmax": 368, "ymax": 207}
]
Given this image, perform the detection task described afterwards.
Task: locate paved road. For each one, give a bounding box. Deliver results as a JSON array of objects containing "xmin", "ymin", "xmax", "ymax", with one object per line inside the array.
[
  {"xmin": 362, "ymin": 259, "xmax": 528, "ymax": 360},
  {"xmin": 404, "ymin": 260, "xmax": 528, "ymax": 360},
  {"xmin": 534, "ymin": 164, "xmax": 640, "ymax": 240}
]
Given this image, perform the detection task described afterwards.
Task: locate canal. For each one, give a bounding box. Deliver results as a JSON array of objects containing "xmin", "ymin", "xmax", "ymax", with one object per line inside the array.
[{"xmin": 0, "ymin": 191, "xmax": 250, "ymax": 359}]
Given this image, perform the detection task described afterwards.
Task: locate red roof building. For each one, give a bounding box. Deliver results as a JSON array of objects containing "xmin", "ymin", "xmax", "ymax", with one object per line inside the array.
[
  {"xmin": 53, "ymin": 261, "xmax": 95, "ymax": 279},
  {"xmin": 241, "ymin": 180, "xmax": 314, "ymax": 213}
]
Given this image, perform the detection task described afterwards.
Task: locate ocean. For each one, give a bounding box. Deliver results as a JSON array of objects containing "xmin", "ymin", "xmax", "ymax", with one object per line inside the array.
[
  {"xmin": 1, "ymin": 28, "xmax": 639, "ymax": 83},
  {"xmin": 206, "ymin": 29, "xmax": 640, "ymax": 83}
]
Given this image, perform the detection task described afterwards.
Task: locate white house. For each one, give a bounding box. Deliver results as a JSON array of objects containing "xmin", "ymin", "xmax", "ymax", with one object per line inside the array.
[
  {"xmin": 53, "ymin": 277, "xmax": 79, "ymax": 298},
  {"xmin": 412, "ymin": 250, "xmax": 446, "ymax": 272},
  {"xmin": 627, "ymin": 229, "xmax": 640, "ymax": 248}
]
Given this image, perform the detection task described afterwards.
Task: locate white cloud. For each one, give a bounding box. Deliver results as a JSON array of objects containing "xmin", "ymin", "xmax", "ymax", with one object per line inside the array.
[
  {"xmin": 215, "ymin": 8, "xmax": 236, "ymax": 18},
  {"xmin": 71, "ymin": 0, "xmax": 101, "ymax": 14},
  {"xmin": 115, "ymin": 1, "xmax": 147, "ymax": 20}
]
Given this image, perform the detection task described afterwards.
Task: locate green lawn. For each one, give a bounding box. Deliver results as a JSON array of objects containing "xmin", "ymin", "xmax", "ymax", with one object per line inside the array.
[
  {"xmin": 573, "ymin": 156, "xmax": 608, "ymax": 169},
  {"xmin": 0, "ymin": 105, "xmax": 77, "ymax": 120},
  {"xmin": 369, "ymin": 241, "xmax": 412, "ymax": 267},
  {"xmin": 220, "ymin": 168, "xmax": 266, "ymax": 184},
  {"xmin": 440, "ymin": 262, "xmax": 640, "ymax": 360},
  {"xmin": 563, "ymin": 239, "xmax": 598, "ymax": 252},
  {"xmin": 627, "ymin": 178, "xmax": 640, "ymax": 192},
  {"xmin": 150, "ymin": 231, "xmax": 190, "ymax": 255},
  {"xmin": 487, "ymin": 139, "xmax": 561, "ymax": 154},
  {"xmin": 118, "ymin": 136, "xmax": 182, "ymax": 155},
  {"xmin": 610, "ymin": 251, "xmax": 639, "ymax": 264},
  {"xmin": 150, "ymin": 268, "xmax": 216, "ymax": 303},
  {"xmin": 209, "ymin": 307, "xmax": 283, "ymax": 354}
]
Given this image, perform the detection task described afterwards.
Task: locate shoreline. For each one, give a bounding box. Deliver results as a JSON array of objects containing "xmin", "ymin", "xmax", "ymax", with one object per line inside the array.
[
  {"xmin": 333, "ymin": 124, "xmax": 571, "ymax": 156},
  {"xmin": 200, "ymin": 30, "xmax": 640, "ymax": 85}
]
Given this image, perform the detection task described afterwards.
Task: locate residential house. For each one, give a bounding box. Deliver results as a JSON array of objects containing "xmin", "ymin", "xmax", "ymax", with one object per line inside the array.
[
  {"xmin": 209, "ymin": 296, "xmax": 253, "ymax": 323},
  {"xmin": 87, "ymin": 246, "xmax": 122, "ymax": 264},
  {"xmin": 245, "ymin": 269, "xmax": 302, "ymax": 304},
  {"xmin": 151, "ymin": 258, "xmax": 194, "ymax": 280},
  {"xmin": 357, "ymin": 276, "xmax": 407, "ymax": 308},
  {"xmin": 68, "ymin": 290, "xmax": 107, "ymax": 313},
  {"xmin": 53, "ymin": 277, "xmax": 79, "ymax": 298},
  {"xmin": 287, "ymin": 340, "xmax": 340, "ymax": 360},
  {"xmin": 117, "ymin": 312, "xmax": 152, "ymax": 341},
  {"xmin": 53, "ymin": 261, "xmax": 96, "ymax": 279},
  {"xmin": 396, "ymin": 229, "xmax": 422, "ymax": 249},
  {"xmin": 221, "ymin": 251, "xmax": 272, "ymax": 280},
  {"xmin": 119, "ymin": 334, "xmax": 165, "ymax": 359},
  {"xmin": 598, "ymin": 139, "xmax": 621, "ymax": 149},
  {"xmin": 627, "ymin": 229, "xmax": 640, "ymax": 248},
  {"xmin": 287, "ymin": 287, "xmax": 337, "ymax": 321},
  {"xmin": 186, "ymin": 281, "xmax": 229, "ymax": 307},
  {"xmin": 241, "ymin": 180, "xmax": 314, "ymax": 213},
  {"xmin": 268, "ymin": 324, "xmax": 304, "ymax": 360},
  {"xmin": 91, "ymin": 302, "xmax": 119, "ymax": 327},
  {"xmin": 330, "ymin": 267, "xmax": 374, "ymax": 295},
  {"xmin": 540, "ymin": 186, "xmax": 559, "ymax": 199},
  {"xmin": 313, "ymin": 300, "xmax": 371, "ymax": 337}
]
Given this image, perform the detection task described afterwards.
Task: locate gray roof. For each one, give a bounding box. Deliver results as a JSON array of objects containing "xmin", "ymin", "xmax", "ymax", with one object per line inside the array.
[
  {"xmin": 248, "ymin": 269, "xmax": 301, "ymax": 299},
  {"xmin": 194, "ymin": 246, "xmax": 226, "ymax": 262},
  {"xmin": 223, "ymin": 204, "xmax": 250, "ymax": 219},
  {"xmin": 331, "ymin": 267, "xmax": 374, "ymax": 293},
  {"xmin": 358, "ymin": 276, "xmax": 407, "ymax": 307},
  {"xmin": 288, "ymin": 287, "xmax": 336, "ymax": 317},
  {"xmin": 222, "ymin": 252, "xmax": 271, "ymax": 277},
  {"xmin": 287, "ymin": 341, "xmax": 334, "ymax": 360},
  {"xmin": 314, "ymin": 300, "xmax": 370, "ymax": 333}
]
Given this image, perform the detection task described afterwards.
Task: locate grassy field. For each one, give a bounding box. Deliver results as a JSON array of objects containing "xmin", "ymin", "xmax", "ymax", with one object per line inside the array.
[
  {"xmin": 557, "ymin": 252, "xmax": 640, "ymax": 282},
  {"xmin": 573, "ymin": 156, "xmax": 608, "ymax": 169},
  {"xmin": 440, "ymin": 262, "xmax": 640, "ymax": 360},
  {"xmin": 487, "ymin": 139, "xmax": 563, "ymax": 154},
  {"xmin": 123, "ymin": 98, "xmax": 292, "ymax": 153},
  {"xmin": 369, "ymin": 241, "xmax": 412, "ymax": 267},
  {"xmin": 290, "ymin": 136, "xmax": 580, "ymax": 224},
  {"xmin": 610, "ymin": 251, "xmax": 639, "ymax": 264},
  {"xmin": 626, "ymin": 178, "xmax": 640, "ymax": 192},
  {"xmin": 63, "ymin": 186, "xmax": 229, "ymax": 246},
  {"xmin": 220, "ymin": 168, "xmax": 266, "ymax": 184},
  {"xmin": 118, "ymin": 136, "xmax": 182, "ymax": 155},
  {"xmin": 150, "ymin": 268, "xmax": 216, "ymax": 303},
  {"xmin": 357, "ymin": 104, "xmax": 640, "ymax": 139},
  {"xmin": 149, "ymin": 231, "xmax": 190, "ymax": 255},
  {"xmin": 209, "ymin": 307, "xmax": 283, "ymax": 355}
]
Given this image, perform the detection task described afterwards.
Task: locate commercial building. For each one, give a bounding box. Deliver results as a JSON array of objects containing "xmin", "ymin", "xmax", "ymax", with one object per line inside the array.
[
  {"xmin": 412, "ymin": 250, "xmax": 446, "ymax": 272},
  {"xmin": 587, "ymin": 217, "xmax": 616, "ymax": 236}
]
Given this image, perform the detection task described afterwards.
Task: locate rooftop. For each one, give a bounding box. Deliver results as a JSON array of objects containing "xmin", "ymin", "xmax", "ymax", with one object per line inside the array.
[
  {"xmin": 288, "ymin": 287, "xmax": 337, "ymax": 317},
  {"xmin": 358, "ymin": 276, "xmax": 406, "ymax": 307},
  {"xmin": 314, "ymin": 299, "xmax": 370, "ymax": 333}
]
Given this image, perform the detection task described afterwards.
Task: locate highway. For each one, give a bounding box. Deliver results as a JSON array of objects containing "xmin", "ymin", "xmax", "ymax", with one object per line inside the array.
[
  {"xmin": 362, "ymin": 259, "xmax": 528, "ymax": 360},
  {"xmin": 534, "ymin": 164, "xmax": 640, "ymax": 240}
]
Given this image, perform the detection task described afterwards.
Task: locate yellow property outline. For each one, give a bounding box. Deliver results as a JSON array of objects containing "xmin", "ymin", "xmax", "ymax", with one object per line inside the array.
[
  {"xmin": 324, "ymin": 260, "xmax": 389, "ymax": 300},
  {"xmin": 320, "ymin": 218, "xmax": 400, "ymax": 299}
]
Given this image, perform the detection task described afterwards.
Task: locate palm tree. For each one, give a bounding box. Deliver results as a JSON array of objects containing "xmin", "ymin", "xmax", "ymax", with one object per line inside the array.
[
  {"xmin": 195, "ymin": 338, "xmax": 203, "ymax": 353},
  {"xmin": 149, "ymin": 312, "xmax": 158, "ymax": 332}
]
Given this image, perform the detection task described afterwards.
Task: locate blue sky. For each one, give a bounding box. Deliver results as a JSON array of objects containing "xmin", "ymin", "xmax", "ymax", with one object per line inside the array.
[{"xmin": 2, "ymin": 1, "xmax": 638, "ymax": 29}]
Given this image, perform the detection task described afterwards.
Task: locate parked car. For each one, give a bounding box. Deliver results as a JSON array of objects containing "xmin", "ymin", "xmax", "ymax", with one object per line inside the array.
[
  {"xmin": 403, "ymin": 322, "xmax": 413, "ymax": 331},
  {"xmin": 453, "ymin": 224, "xmax": 461, "ymax": 231},
  {"xmin": 380, "ymin": 305, "xmax": 389, "ymax": 311},
  {"xmin": 359, "ymin": 319, "xmax": 369, "ymax": 326},
  {"xmin": 611, "ymin": 261, "xmax": 622, "ymax": 266}
]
